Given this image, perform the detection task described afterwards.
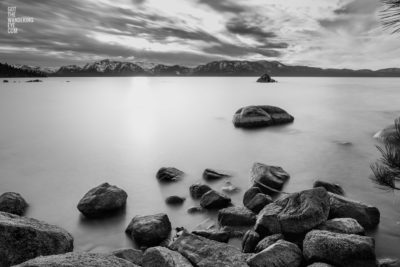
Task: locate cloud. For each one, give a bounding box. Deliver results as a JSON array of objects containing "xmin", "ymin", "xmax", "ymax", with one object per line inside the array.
[{"xmin": 197, "ymin": 0, "xmax": 249, "ymax": 13}]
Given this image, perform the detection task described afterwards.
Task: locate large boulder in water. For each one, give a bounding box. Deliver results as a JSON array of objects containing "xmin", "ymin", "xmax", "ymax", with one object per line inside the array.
[
  {"xmin": 125, "ymin": 213, "xmax": 171, "ymax": 247},
  {"xmin": 77, "ymin": 183, "xmax": 127, "ymax": 218},
  {"xmin": 233, "ymin": 105, "xmax": 294, "ymax": 128},
  {"xmin": 0, "ymin": 211, "xmax": 73, "ymax": 266},
  {"xmin": 257, "ymin": 73, "xmax": 277, "ymax": 83},
  {"xmin": 303, "ymin": 230, "xmax": 376, "ymax": 267},
  {"xmin": 169, "ymin": 231, "xmax": 249, "ymax": 266},
  {"xmin": 218, "ymin": 206, "xmax": 256, "ymax": 227},
  {"xmin": 200, "ymin": 190, "xmax": 231, "ymax": 209},
  {"xmin": 251, "ymin": 163, "xmax": 290, "ymax": 192},
  {"xmin": 255, "ymin": 188, "xmax": 330, "ymax": 236},
  {"xmin": 0, "ymin": 192, "xmax": 28, "ymax": 215},
  {"xmin": 316, "ymin": 218, "xmax": 364, "ymax": 235},
  {"xmin": 156, "ymin": 167, "xmax": 184, "ymax": 182},
  {"xmin": 14, "ymin": 252, "xmax": 138, "ymax": 267},
  {"xmin": 328, "ymin": 193, "xmax": 380, "ymax": 229},
  {"xmin": 142, "ymin": 246, "xmax": 193, "ymax": 267}
]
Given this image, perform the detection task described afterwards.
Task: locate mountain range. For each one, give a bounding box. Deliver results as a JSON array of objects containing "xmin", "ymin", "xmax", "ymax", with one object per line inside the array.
[{"xmin": 2, "ymin": 59, "xmax": 400, "ymax": 77}]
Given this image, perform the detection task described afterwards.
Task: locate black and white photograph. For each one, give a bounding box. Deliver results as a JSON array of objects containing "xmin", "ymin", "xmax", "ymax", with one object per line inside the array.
[{"xmin": 1, "ymin": 0, "xmax": 400, "ymax": 266}]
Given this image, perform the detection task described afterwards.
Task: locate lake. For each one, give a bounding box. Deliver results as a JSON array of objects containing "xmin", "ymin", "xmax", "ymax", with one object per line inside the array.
[{"xmin": 0, "ymin": 77, "xmax": 399, "ymax": 257}]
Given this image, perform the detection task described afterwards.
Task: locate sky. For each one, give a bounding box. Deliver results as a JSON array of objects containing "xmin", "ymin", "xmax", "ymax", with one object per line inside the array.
[{"xmin": 0, "ymin": 0, "xmax": 399, "ymax": 69}]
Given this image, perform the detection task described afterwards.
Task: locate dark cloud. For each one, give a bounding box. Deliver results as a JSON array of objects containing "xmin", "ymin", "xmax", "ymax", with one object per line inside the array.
[
  {"xmin": 226, "ymin": 19, "xmax": 276, "ymax": 38},
  {"xmin": 197, "ymin": 0, "xmax": 249, "ymax": 13}
]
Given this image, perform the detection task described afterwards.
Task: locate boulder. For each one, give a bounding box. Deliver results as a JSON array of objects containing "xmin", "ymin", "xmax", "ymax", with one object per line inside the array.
[
  {"xmin": 165, "ymin": 196, "xmax": 185, "ymax": 205},
  {"xmin": 328, "ymin": 193, "xmax": 380, "ymax": 229},
  {"xmin": 220, "ymin": 225, "xmax": 251, "ymax": 239},
  {"xmin": 14, "ymin": 252, "xmax": 138, "ymax": 267},
  {"xmin": 111, "ymin": 248, "xmax": 143, "ymax": 266},
  {"xmin": 0, "ymin": 211, "xmax": 73, "ymax": 266},
  {"xmin": 142, "ymin": 246, "xmax": 193, "ymax": 267},
  {"xmin": 254, "ymin": 234, "xmax": 284, "ymax": 253},
  {"xmin": 77, "ymin": 183, "xmax": 127, "ymax": 218},
  {"xmin": 314, "ymin": 180, "xmax": 344, "ymax": 195},
  {"xmin": 243, "ymin": 187, "xmax": 272, "ymax": 213},
  {"xmin": 0, "ymin": 192, "xmax": 28, "ymax": 215},
  {"xmin": 303, "ymin": 230, "xmax": 376, "ymax": 267},
  {"xmin": 255, "ymin": 188, "xmax": 330, "ymax": 236},
  {"xmin": 247, "ymin": 240, "xmax": 302, "ymax": 267},
  {"xmin": 242, "ymin": 230, "xmax": 260, "ymax": 253},
  {"xmin": 203, "ymin": 168, "xmax": 230, "ymax": 180},
  {"xmin": 3, "ymin": 80, "xmax": 9, "ymax": 83},
  {"xmin": 256, "ymin": 73, "xmax": 277, "ymax": 83},
  {"xmin": 243, "ymin": 187, "xmax": 262, "ymax": 206},
  {"xmin": 189, "ymin": 183, "xmax": 212, "ymax": 199},
  {"xmin": 125, "ymin": 213, "xmax": 171, "ymax": 247},
  {"xmin": 200, "ymin": 190, "xmax": 231, "ymax": 209},
  {"xmin": 169, "ymin": 231, "xmax": 249, "ymax": 266},
  {"xmin": 156, "ymin": 167, "xmax": 184, "ymax": 182},
  {"xmin": 251, "ymin": 163, "xmax": 290, "ymax": 192},
  {"xmin": 218, "ymin": 206, "xmax": 256, "ymax": 227},
  {"xmin": 317, "ymin": 218, "xmax": 364, "ymax": 235},
  {"xmin": 192, "ymin": 229, "xmax": 230, "ymax": 243},
  {"xmin": 233, "ymin": 105, "xmax": 294, "ymax": 128}
]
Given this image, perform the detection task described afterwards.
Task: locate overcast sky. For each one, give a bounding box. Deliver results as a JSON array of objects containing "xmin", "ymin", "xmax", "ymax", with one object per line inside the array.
[{"xmin": 1, "ymin": 0, "xmax": 398, "ymax": 69}]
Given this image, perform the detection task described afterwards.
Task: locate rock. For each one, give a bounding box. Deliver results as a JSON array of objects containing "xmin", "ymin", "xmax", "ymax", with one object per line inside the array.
[
  {"xmin": 3, "ymin": 80, "xmax": 9, "ymax": 83},
  {"xmin": 14, "ymin": 252, "xmax": 138, "ymax": 267},
  {"xmin": 169, "ymin": 231, "xmax": 249, "ymax": 266},
  {"xmin": 242, "ymin": 230, "xmax": 260, "ymax": 253},
  {"xmin": 112, "ymin": 248, "xmax": 143, "ymax": 266},
  {"xmin": 125, "ymin": 213, "xmax": 171, "ymax": 247},
  {"xmin": 26, "ymin": 79, "xmax": 42, "ymax": 82},
  {"xmin": 187, "ymin": 206, "xmax": 204, "ymax": 214},
  {"xmin": 251, "ymin": 163, "xmax": 290, "ymax": 192},
  {"xmin": 165, "ymin": 196, "xmax": 185, "ymax": 205},
  {"xmin": 200, "ymin": 190, "xmax": 231, "ymax": 209},
  {"xmin": 256, "ymin": 73, "xmax": 277, "ymax": 83},
  {"xmin": 142, "ymin": 246, "xmax": 193, "ymax": 267},
  {"xmin": 247, "ymin": 240, "xmax": 302, "ymax": 267},
  {"xmin": 307, "ymin": 263, "xmax": 336, "ymax": 267},
  {"xmin": 233, "ymin": 105, "xmax": 294, "ymax": 128},
  {"xmin": 0, "ymin": 211, "xmax": 73, "ymax": 266},
  {"xmin": 220, "ymin": 226, "xmax": 251, "ymax": 238},
  {"xmin": 156, "ymin": 167, "xmax": 184, "ymax": 182},
  {"xmin": 317, "ymin": 218, "xmax": 364, "ymax": 235},
  {"xmin": 77, "ymin": 183, "xmax": 127, "ymax": 218},
  {"xmin": 328, "ymin": 193, "xmax": 380, "ymax": 229},
  {"xmin": 192, "ymin": 229, "xmax": 230, "ymax": 243},
  {"xmin": 218, "ymin": 206, "xmax": 256, "ymax": 227},
  {"xmin": 303, "ymin": 230, "xmax": 376, "ymax": 267},
  {"xmin": 222, "ymin": 181, "xmax": 240, "ymax": 194},
  {"xmin": 245, "ymin": 193, "xmax": 272, "ymax": 214},
  {"xmin": 255, "ymin": 188, "xmax": 330, "ymax": 236},
  {"xmin": 314, "ymin": 180, "xmax": 344, "ymax": 195},
  {"xmin": 378, "ymin": 258, "xmax": 399, "ymax": 267},
  {"xmin": 243, "ymin": 187, "xmax": 262, "ymax": 206},
  {"xmin": 203, "ymin": 168, "xmax": 230, "ymax": 180},
  {"xmin": 189, "ymin": 183, "xmax": 212, "ymax": 199},
  {"xmin": 0, "ymin": 192, "xmax": 28, "ymax": 215},
  {"xmin": 254, "ymin": 234, "xmax": 284, "ymax": 253}
]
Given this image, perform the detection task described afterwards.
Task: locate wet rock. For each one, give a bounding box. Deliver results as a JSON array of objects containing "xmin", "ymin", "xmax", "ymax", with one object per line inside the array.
[
  {"xmin": 246, "ymin": 193, "xmax": 272, "ymax": 214},
  {"xmin": 0, "ymin": 211, "xmax": 73, "ymax": 266},
  {"xmin": 156, "ymin": 167, "xmax": 184, "ymax": 182},
  {"xmin": 26, "ymin": 79, "xmax": 42, "ymax": 82},
  {"xmin": 317, "ymin": 218, "xmax": 364, "ymax": 235},
  {"xmin": 77, "ymin": 183, "xmax": 127, "ymax": 218},
  {"xmin": 165, "ymin": 195, "xmax": 186, "ymax": 205},
  {"xmin": 218, "ymin": 206, "xmax": 256, "ymax": 227},
  {"xmin": 187, "ymin": 206, "xmax": 204, "ymax": 214},
  {"xmin": 220, "ymin": 226, "xmax": 251, "ymax": 238},
  {"xmin": 303, "ymin": 230, "xmax": 376, "ymax": 267},
  {"xmin": 192, "ymin": 229, "xmax": 230, "ymax": 243},
  {"xmin": 169, "ymin": 231, "xmax": 249, "ymax": 266},
  {"xmin": 314, "ymin": 180, "xmax": 344, "ymax": 195},
  {"xmin": 221, "ymin": 181, "xmax": 240, "ymax": 194},
  {"xmin": 243, "ymin": 187, "xmax": 262, "ymax": 206},
  {"xmin": 233, "ymin": 105, "xmax": 294, "ymax": 128},
  {"xmin": 14, "ymin": 252, "xmax": 138, "ymax": 267},
  {"xmin": 189, "ymin": 183, "xmax": 212, "ymax": 199},
  {"xmin": 200, "ymin": 190, "xmax": 231, "ymax": 209},
  {"xmin": 378, "ymin": 258, "xmax": 399, "ymax": 267},
  {"xmin": 3, "ymin": 80, "xmax": 9, "ymax": 83},
  {"xmin": 256, "ymin": 73, "xmax": 277, "ymax": 83},
  {"xmin": 142, "ymin": 246, "xmax": 193, "ymax": 267},
  {"xmin": 255, "ymin": 188, "xmax": 330, "ymax": 236},
  {"xmin": 112, "ymin": 248, "xmax": 143, "ymax": 266},
  {"xmin": 242, "ymin": 230, "xmax": 260, "ymax": 253},
  {"xmin": 0, "ymin": 192, "xmax": 28, "ymax": 215},
  {"xmin": 251, "ymin": 163, "xmax": 290, "ymax": 192},
  {"xmin": 125, "ymin": 213, "xmax": 171, "ymax": 247},
  {"xmin": 254, "ymin": 234, "xmax": 284, "ymax": 253},
  {"xmin": 203, "ymin": 168, "xmax": 230, "ymax": 180},
  {"xmin": 247, "ymin": 240, "xmax": 302, "ymax": 267},
  {"xmin": 328, "ymin": 193, "xmax": 380, "ymax": 229}
]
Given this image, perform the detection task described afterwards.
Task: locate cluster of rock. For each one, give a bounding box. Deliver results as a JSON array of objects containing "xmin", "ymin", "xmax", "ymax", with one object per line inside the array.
[
  {"xmin": 256, "ymin": 73, "xmax": 277, "ymax": 83},
  {"xmin": 233, "ymin": 105, "xmax": 294, "ymax": 128}
]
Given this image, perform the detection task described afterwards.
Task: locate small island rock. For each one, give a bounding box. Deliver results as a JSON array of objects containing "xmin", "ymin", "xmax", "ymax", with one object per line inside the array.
[
  {"xmin": 156, "ymin": 167, "xmax": 184, "ymax": 182},
  {"xmin": 0, "ymin": 192, "xmax": 28, "ymax": 215},
  {"xmin": 251, "ymin": 163, "xmax": 290, "ymax": 192},
  {"xmin": 165, "ymin": 196, "xmax": 186, "ymax": 205},
  {"xmin": 233, "ymin": 105, "xmax": 294, "ymax": 128},
  {"xmin": 256, "ymin": 73, "xmax": 277, "ymax": 83}
]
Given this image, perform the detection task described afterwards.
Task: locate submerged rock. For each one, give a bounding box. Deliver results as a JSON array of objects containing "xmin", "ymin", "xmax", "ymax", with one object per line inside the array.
[
  {"xmin": 192, "ymin": 229, "xmax": 230, "ymax": 243},
  {"xmin": 3, "ymin": 80, "xmax": 9, "ymax": 83},
  {"xmin": 142, "ymin": 246, "xmax": 193, "ymax": 267},
  {"xmin": 165, "ymin": 195, "xmax": 186, "ymax": 205},
  {"xmin": 233, "ymin": 105, "xmax": 294, "ymax": 128},
  {"xmin": 218, "ymin": 206, "xmax": 256, "ymax": 227},
  {"xmin": 256, "ymin": 73, "xmax": 277, "ymax": 83},
  {"xmin": 314, "ymin": 180, "xmax": 345, "ymax": 195},
  {"xmin": 242, "ymin": 230, "xmax": 260, "ymax": 253},
  {"xmin": 125, "ymin": 213, "xmax": 171, "ymax": 247},
  {"xmin": 254, "ymin": 234, "xmax": 284, "ymax": 253},
  {"xmin": 200, "ymin": 190, "xmax": 231, "ymax": 209},
  {"xmin": 77, "ymin": 183, "xmax": 127, "ymax": 218},
  {"xmin": 316, "ymin": 218, "xmax": 364, "ymax": 235},
  {"xmin": 111, "ymin": 248, "xmax": 143, "ymax": 266},
  {"xmin": 156, "ymin": 167, "xmax": 184, "ymax": 182},
  {"xmin": 26, "ymin": 79, "xmax": 42, "ymax": 82},
  {"xmin": 0, "ymin": 211, "xmax": 73, "ymax": 266},
  {"xmin": 0, "ymin": 192, "xmax": 28, "ymax": 215},
  {"xmin": 203, "ymin": 168, "xmax": 230, "ymax": 180},
  {"xmin": 303, "ymin": 230, "xmax": 376, "ymax": 267},
  {"xmin": 189, "ymin": 183, "xmax": 212, "ymax": 199},
  {"xmin": 251, "ymin": 163, "xmax": 290, "ymax": 192}
]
